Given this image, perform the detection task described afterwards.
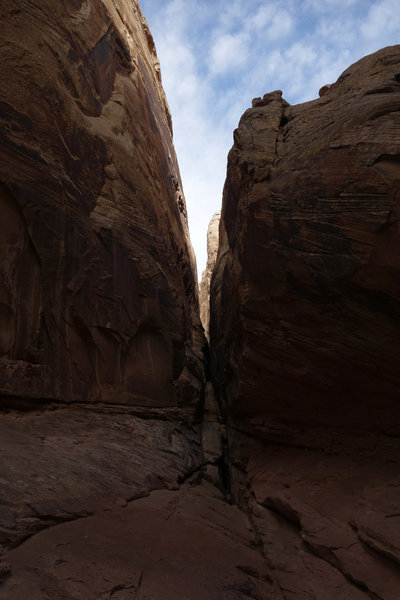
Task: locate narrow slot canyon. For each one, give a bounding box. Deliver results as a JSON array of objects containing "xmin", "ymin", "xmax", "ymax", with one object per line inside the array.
[{"xmin": 0, "ymin": 2, "xmax": 400, "ymax": 598}]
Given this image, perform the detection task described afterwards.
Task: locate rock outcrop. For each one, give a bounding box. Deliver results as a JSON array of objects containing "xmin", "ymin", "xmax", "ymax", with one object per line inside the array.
[
  {"xmin": 0, "ymin": 3, "xmax": 277, "ymax": 598},
  {"xmin": 211, "ymin": 45, "xmax": 400, "ymax": 433},
  {"xmin": 211, "ymin": 45, "xmax": 400, "ymax": 598},
  {"xmin": 199, "ymin": 211, "xmax": 220, "ymax": 338}
]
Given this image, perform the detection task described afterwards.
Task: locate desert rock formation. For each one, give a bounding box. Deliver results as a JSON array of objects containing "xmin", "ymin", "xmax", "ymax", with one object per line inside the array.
[
  {"xmin": 0, "ymin": 2, "xmax": 275, "ymax": 597},
  {"xmin": 0, "ymin": 0, "xmax": 203, "ymax": 410},
  {"xmin": 1, "ymin": 3, "xmax": 400, "ymax": 597},
  {"xmin": 0, "ymin": 0, "xmax": 217, "ymax": 595},
  {"xmin": 210, "ymin": 45, "xmax": 400, "ymax": 598},
  {"xmin": 199, "ymin": 211, "xmax": 220, "ymax": 338},
  {"xmin": 211, "ymin": 45, "xmax": 400, "ymax": 433}
]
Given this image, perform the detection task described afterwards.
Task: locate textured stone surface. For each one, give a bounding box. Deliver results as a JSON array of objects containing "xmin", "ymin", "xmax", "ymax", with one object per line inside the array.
[
  {"xmin": 0, "ymin": 0, "xmax": 204, "ymax": 409},
  {"xmin": 211, "ymin": 45, "xmax": 400, "ymax": 433},
  {"xmin": 1, "ymin": 482, "xmax": 274, "ymax": 600},
  {"xmin": 0, "ymin": 1, "xmax": 215, "ymax": 595},
  {"xmin": 229, "ymin": 427, "xmax": 400, "ymax": 600},
  {"xmin": 199, "ymin": 211, "xmax": 220, "ymax": 339},
  {"xmin": 211, "ymin": 45, "xmax": 400, "ymax": 598},
  {"xmin": 2, "ymin": 7, "xmax": 400, "ymax": 598},
  {"xmin": 0, "ymin": 405, "xmax": 202, "ymax": 553}
]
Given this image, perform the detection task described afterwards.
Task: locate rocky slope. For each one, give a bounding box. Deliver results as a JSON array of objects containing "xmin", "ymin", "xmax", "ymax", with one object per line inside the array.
[{"xmin": 211, "ymin": 45, "xmax": 400, "ymax": 598}]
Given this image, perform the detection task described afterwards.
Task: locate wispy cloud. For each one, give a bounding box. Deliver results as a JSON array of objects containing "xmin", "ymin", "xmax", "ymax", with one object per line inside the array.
[
  {"xmin": 139, "ymin": 0, "xmax": 400, "ymax": 276},
  {"xmin": 361, "ymin": 0, "xmax": 400, "ymax": 39},
  {"xmin": 209, "ymin": 32, "xmax": 250, "ymax": 76}
]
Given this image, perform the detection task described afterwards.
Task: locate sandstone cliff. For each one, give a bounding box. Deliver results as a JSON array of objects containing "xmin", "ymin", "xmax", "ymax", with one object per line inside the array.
[
  {"xmin": 0, "ymin": 3, "xmax": 276, "ymax": 598},
  {"xmin": 199, "ymin": 211, "xmax": 220, "ymax": 339},
  {"xmin": 210, "ymin": 45, "xmax": 400, "ymax": 598},
  {"xmin": 212, "ymin": 45, "xmax": 400, "ymax": 433},
  {"xmin": 0, "ymin": 0, "xmax": 203, "ymax": 410},
  {"xmin": 2, "ymin": 5, "xmax": 400, "ymax": 597}
]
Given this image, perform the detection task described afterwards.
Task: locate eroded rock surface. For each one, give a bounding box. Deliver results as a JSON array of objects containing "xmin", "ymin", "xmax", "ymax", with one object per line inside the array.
[
  {"xmin": 211, "ymin": 45, "xmax": 400, "ymax": 432},
  {"xmin": 0, "ymin": 1, "xmax": 224, "ymax": 595},
  {"xmin": 1, "ymin": 482, "xmax": 275, "ymax": 600},
  {"xmin": 2, "ymin": 5, "xmax": 400, "ymax": 598},
  {"xmin": 211, "ymin": 45, "xmax": 400, "ymax": 598},
  {"xmin": 0, "ymin": 0, "xmax": 203, "ymax": 409},
  {"xmin": 199, "ymin": 211, "xmax": 220, "ymax": 338}
]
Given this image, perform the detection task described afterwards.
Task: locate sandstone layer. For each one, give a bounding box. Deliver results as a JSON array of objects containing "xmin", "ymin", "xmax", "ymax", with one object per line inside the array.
[
  {"xmin": 211, "ymin": 45, "xmax": 400, "ymax": 433},
  {"xmin": 199, "ymin": 211, "xmax": 220, "ymax": 339},
  {"xmin": 0, "ymin": 2, "xmax": 274, "ymax": 597},
  {"xmin": 211, "ymin": 45, "xmax": 400, "ymax": 598}
]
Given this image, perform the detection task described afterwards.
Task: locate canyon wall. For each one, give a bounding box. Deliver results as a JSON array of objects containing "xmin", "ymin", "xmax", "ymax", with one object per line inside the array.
[
  {"xmin": 0, "ymin": 4, "xmax": 275, "ymax": 598},
  {"xmin": 211, "ymin": 45, "xmax": 400, "ymax": 435},
  {"xmin": 0, "ymin": 0, "xmax": 204, "ymax": 410},
  {"xmin": 1, "ymin": 3, "xmax": 400, "ymax": 596},
  {"xmin": 210, "ymin": 45, "xmax": 400, "ymax": 598}
]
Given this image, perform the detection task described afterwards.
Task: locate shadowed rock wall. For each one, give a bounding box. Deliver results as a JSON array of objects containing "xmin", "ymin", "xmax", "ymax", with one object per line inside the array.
[
  {"xmin": 211, "ymin": 45, "xmax": 400, "ymax": 435},
  {"xmin": 0, "ymin": 0, "xmax": 204, "ymax": 409},
  {"xmin": 210, "ymin": 45, "xmax": 400, "ymax": 599},
  {"xmin": 2, "ymin": 7, "xmax": 400, "ymax": 597}
]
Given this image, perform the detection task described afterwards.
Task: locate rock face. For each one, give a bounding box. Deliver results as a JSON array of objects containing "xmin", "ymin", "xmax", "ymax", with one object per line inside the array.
[
  {"xmin": 0, "ymin": 0, "xmax": 203, "ymax": 409},
  {"xmin": 199, "ymin": 211, "xmax": 220, "ymax": 338},
  {"xmin": 211, "ymin": 45, "xmax": 400, "ymax": 598},
  {"xmin": 1, "ymin": 481, "xmax": 274, "ymax": 600},
  {"xmin": 2, "ymin": 8, "xmax": 400, "ymax": 598},
  {"xmin": 211, "ymin": 45, "xmax": 400, "ymax": 433},
  {"xmin": 0, "ymin": 3, "xmax": 276, "ymax": 598}
]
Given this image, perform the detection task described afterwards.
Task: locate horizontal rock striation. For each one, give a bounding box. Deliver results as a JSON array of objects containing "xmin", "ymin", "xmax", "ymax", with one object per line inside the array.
[
  {"xmin": 211, "ymin": 45, "xmax": 400, "ymax": 434},
  {"xmin": 0, "ymin": 0, "xmax": 204, "ymax": 410},
  {"xmin": 211, "ymin": 45, "xmax": 400, "ymax": 598}
]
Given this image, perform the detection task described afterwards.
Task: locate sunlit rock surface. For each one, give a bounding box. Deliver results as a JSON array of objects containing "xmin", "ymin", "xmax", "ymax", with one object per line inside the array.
[
  {"xmin": 199, "ymin": 211, "xmax": 220, "ymax": 339},
  {"xmin": 211, "ymin": 45, "xmax": 400, "ymax": 598}
]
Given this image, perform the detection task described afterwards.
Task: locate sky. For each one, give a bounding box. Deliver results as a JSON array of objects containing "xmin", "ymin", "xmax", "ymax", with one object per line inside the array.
[{"xmin": 139, "ymin": 0, "xmax": 400, "ymax": 279}]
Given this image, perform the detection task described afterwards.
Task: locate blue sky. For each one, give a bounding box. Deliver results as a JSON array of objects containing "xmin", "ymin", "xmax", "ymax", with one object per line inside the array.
[{"xmin": 139, "ymin": 0, "xmax": 400, "ymax": 278}]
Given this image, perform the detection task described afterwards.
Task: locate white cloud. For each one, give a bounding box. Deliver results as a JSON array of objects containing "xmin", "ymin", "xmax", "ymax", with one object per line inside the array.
[
  {"xmin": 304, "ymin": 0, "xmax": 358, "ymax": 11},
  {"xmin": 250, "ymin": 5, "xmax": 275, "ymax": 29},
  {"xmin": 360, "ymin": 0, "xmax": 400, "ymax": 39},
  {"xmin": 209, "ymin": 32, "xmax": 250, "ymax": 75},
  {"xmin": 285, "ymin": 42, "xmax": 317, "ymax": 65},
  {"xmin": 266, "ymin": 10, "xmax": 294, "ymax": 40}
]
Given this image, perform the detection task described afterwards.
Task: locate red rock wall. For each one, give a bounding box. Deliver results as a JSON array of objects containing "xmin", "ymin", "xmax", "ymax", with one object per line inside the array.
[
  {"xmin": 211, "ymin": 45, "xmax": 400, "ymax": 435},
  {"xmin": 0, "ymin": 0, "xmax": 204, "ymax": 409},
  {"xmin": 210, "ymin": 45, "xmax": 400, "ymax": 599}
]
